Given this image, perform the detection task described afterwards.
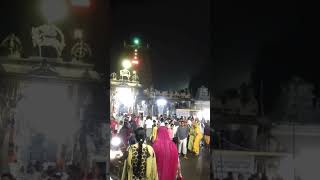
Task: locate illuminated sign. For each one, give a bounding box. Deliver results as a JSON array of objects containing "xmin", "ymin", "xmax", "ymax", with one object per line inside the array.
[{"xmin": 132, "ymin": 60, "xmax": 139, "ymax": 65}]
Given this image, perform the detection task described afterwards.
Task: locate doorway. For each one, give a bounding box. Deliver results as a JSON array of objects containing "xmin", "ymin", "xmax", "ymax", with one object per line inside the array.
[{"xmin": 14, "ymin": 82, "xmax": 79, "ymax": 163}]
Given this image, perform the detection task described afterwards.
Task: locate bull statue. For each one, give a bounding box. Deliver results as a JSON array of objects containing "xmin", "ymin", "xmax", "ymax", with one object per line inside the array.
[
  {"xmin": 31, "ymin": 24, "xmax": 65, "ymax": 58},
  {"xmin": 120, "ymin": 69, "xmax": 130, "ymax": 81}
]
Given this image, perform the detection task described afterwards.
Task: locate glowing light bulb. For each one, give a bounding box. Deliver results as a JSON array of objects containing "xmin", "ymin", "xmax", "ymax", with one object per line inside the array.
[{"xmin": 122, "ymin": 59, "xmax": 132, "ymax": 69}]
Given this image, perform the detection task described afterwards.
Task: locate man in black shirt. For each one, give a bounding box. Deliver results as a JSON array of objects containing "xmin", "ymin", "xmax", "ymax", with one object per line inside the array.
[{"xmin": 177, "ymin": 120, "xmax": 189, "ymax": 159}]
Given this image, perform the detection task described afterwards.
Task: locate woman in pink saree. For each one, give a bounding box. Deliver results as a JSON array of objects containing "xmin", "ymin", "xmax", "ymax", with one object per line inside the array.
[{"xmin": 152, "ymin": 127, "xmax": 180, "ymax": 180}]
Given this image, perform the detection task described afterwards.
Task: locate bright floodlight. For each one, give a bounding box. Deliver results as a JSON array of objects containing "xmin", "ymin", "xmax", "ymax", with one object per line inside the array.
[
  {"xmin": 122, "ymin": 59, "xmax": 132, "ymax": 69},
  {"xmin": 133, "ymin": 38, "xmax": 140, "ymax": 45},
  {"xmin": 110, "ymin": 150, "xmax": 116, "ymax": 160},
  {"xmin": 197, "ymin": 111, "xmax": 203, "ymax": 119},
  {"xmin": 116, "ymin": 87, "xmax": 134, "ymax": 106},
  {"xmin": 41, "ymin": 0, "xmax": 68, "ymax": 23},
  {"xmin": 110, "ymin": 149, "xmax": 123, "ymax": 160},
  {"xmin": 203, "ymin": 108, "xmax": 210, "ymax": 120},
  {"xmin": 111, "ymin": 137, "xmax": 121, "ymax": 146},
  {"xmin": 157, "ymin": 99, "xmax": 167, "ymax": 106}
]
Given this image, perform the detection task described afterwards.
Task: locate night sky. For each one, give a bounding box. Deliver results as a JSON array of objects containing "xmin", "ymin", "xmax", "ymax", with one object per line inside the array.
[
  {"xmin": 212, "ymin": 0, "xmax": 304, "ymax": 92},
  {"xmin": 110, "ymin": 0, "xmax": 210, "ymax": 91},
  {"xmin": 109, "ymin": 0, "xmax": 308, "ymax": 105},
  {"xmin": 0, "ymin": 0, "xmax": 312, "ymax": 113},
  {"xmin": 212, "ymin": 0, "xmax": 307, "ymax": 113}
]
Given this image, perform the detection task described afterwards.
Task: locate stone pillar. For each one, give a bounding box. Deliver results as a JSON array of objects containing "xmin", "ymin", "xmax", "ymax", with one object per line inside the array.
[
  {"xmin": 0, "ymin": 79, "xmax": 21, "ymax": 173},
  {"xmin": 78, "ymin": 85, "xmax": 90, "ymax": 172}
]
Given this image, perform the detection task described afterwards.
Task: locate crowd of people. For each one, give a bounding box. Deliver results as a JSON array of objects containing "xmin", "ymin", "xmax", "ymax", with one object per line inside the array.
[
  {"xmin": 216, "ymin": 171, "xmax": 285, "ymax": 180},
  {"xmin": 1, "ymin": 160, "xmax": 105, "ymax": 180},
  {"xmin": 111, "ymin": 114, "xmax": 211, "ymax": 180}
]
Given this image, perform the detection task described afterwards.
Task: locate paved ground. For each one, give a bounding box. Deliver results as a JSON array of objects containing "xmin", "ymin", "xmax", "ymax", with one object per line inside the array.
[
  {"xmin": 109, "ymin": 146, "xmax": 211, "ymax": 180},
  {"xmin": 180, "ymin": 147, "xmax": 211, "ymax": 180}
]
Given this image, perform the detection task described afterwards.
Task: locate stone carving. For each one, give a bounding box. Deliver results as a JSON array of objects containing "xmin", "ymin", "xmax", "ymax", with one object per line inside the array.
[
  {"xmin": 169, "ymin": 91, "xmax": 174, "ymax": 98},
  {"xmin": 82, "ymin": 68, "xmax": 91, "ymax": 79},
  {"xmin": 162, "ymin": 91, "xmax": 168, "ymax": 96},
  {"xmin": 110, "ymin": 72, "xmax": 117, "ymax": 80},
  {"xmin": 155, "ymin": 90, "xmax": 160, "ymax": 96},
  {"xmin": 32, "ymin": 24, "xmax": 65, "ymax": 57},
  {"xmin": 119, "ymin": 69, "xmax": 130, "ymax": 81},
  {"xmin": 30, "ymin": 59, "xmax": 58, "ymax": 76},
  {"xmin": 71, "ymin": 40, "xmax": 92, "ymax": 62},
  {"xmin": 197, "ymin": 86, "xmax": 210, "ymax": 100},
  {"xmin": 1, "ymin": 34, "xmax": 22, "ymax": 57}
]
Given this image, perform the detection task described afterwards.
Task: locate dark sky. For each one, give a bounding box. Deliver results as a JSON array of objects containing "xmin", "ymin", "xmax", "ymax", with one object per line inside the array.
[
  {"xmin": 0, "ymin": 0, "xmax": 311, "ymax": 112},
  {"xmin": 212, "ymin": 0, "xmax": 308, "ymax": 113},
  {"xmin": 110, "ymin": 0, "xmax": 307, "ymax": 98},
  {"xmin": 212, "ymin": 0, "xmax": 305, "ymax": 94},
  {"xmin": 110, "ymin": 0, "xmax": 210, "ymax": 90}
]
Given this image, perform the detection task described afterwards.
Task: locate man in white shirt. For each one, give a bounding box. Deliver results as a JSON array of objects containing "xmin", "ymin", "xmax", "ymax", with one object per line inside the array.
[
  {"xmin": 42, "ymin": 161, "xmax": 49, "ymax": 171},
  {"xmin": 172, "ymin": 123, "xmax": 178, "ymax": 137},
  {"xmin": 8, "ymin": 162, "xmax": 19, "ymax": 179},
  {"xmin": 117, "ymin": 121, "xmax": 123, "ymax": 134},
  {"xmin": 144, "ymin": 116, "xmax": 153, "ymax": 139}
]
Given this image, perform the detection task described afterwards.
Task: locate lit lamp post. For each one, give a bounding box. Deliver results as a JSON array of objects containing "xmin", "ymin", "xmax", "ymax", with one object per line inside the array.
[
  {"xmin": 119, "ymin": 59, "xmax": 134, "ymax": 114},
  {"xmin": 133, "ymin": 37, "xmax": 140, "ymax": 46},
  {"xmin": 122, "ymin": 59, "xmax": 132, "ymax": 69}
]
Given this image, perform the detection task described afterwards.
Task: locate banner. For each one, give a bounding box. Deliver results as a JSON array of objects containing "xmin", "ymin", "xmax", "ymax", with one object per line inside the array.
[
  {"xmin": 213, "ymin": 153, "xmax": 254, "ymax": 179},
  {"xmin": 176, "ymin": 109, "xmax": 190, "ymax": 118}
]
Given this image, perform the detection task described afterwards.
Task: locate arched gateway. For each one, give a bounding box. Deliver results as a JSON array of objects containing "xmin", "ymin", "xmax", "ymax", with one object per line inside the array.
[{"xmin": 0, "ymin": 25, "xmax": 106, "ymax": 177}]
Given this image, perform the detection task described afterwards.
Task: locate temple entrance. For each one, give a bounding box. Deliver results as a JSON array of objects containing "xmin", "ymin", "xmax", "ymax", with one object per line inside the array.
[
  {"xmin": 0, "ymin": 23, "xmax": 104, "ymax": 177},
  {"xmin": 14, "ymin": 82, "xmax": 79, "ymax": 165}
]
